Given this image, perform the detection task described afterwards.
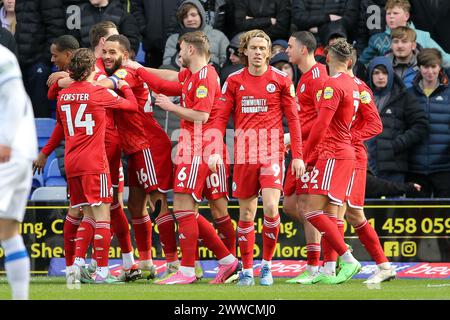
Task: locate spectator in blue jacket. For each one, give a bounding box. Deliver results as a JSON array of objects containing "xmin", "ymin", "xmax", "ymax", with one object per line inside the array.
[
  {"xmin": 359, "ymin": 0, "xmax": 450, "ymax": 67},
  {"xmin": 407, "ymin": 48, "xmax": 450, "ymax": 197},
  {"xmin": 386, "ymin": 26, "xmax": 419, "ymax": 88}
]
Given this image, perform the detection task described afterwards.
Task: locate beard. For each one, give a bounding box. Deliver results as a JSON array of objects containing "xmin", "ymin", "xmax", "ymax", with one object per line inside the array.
[{"xmin": 104, "ymin": 55, "xmax": 123, "ymax": 76}]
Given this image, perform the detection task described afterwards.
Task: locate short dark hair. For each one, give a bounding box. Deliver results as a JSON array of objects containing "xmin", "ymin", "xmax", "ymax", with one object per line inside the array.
[
  {"xmin": 106, "ymin": 34, "xmax": 131, "ymax": 53},
  {"xmin": 177, "ymin": 3, "xmax": 200, "ymax": 24},
  {"xmin": 68, "ymin": 48, "xmax": 96, "ymax": 81},
  {"xmin": 89, "ymin": 20, "xmax": 117, "ymax": 48},
  {"xmin": 52, "ymin": 35, "xmax": 79, "ymax": 52},
  {"xmin": 291, "ymin": 31, "xmax": 317, "ymax": 53},
  {"xmin": 418, "ymin": 48, "xmax": 443, "ymax": 67},
  {"xmin": 373, "ymin": 64, "xmax": 389, "ymax": 74}
]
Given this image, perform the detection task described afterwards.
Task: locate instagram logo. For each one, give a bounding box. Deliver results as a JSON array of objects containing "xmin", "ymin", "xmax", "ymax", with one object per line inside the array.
[{"xmin": 401, "ymin": 241, "xmax": 417, "ymax": 257}]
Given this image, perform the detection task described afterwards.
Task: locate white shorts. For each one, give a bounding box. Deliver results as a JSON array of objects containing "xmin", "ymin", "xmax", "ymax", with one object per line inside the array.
[{"xmin": 0, "ymin": 159, "xmax": 32, "ymax": 222}]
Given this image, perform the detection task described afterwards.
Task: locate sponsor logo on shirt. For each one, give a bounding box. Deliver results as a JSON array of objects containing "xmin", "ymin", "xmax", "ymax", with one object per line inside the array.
[
  {"xmin": 316, "ymin": 90, "xmax": 322, "ymax": 102},
  {"xmin": 266, "ymin": 83, "xmax": 276, "ymax": 93},
  {"xmin": 323, "ymin": 87, "xmax": 334, "ymax": 100},
  {"xmin": 290, "ymin": 84, "xmax": 296, "ymax": 97},
  {"xmin": 114, "ymin": 69, "xmax": 128, "ymax": 79},
  {"xmin": 239, "ymin": 85, "xmax": 245, "ymax": 91},
  {"xmin": 241, "ymin": 96, "xmax": 268, "ymax": 113},
  {"xmin": 360, "ymin": 90, "xmax": 371, "ymax": 104},
  {"xmin": 196, "ymin": 85, "xmax": 208, "ymax": 98}
]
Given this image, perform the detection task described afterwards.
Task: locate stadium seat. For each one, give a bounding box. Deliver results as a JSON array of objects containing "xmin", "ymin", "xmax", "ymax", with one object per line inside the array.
[
  {"xmin": 32, "ymin": 172, "xmax": 44, "ymax": 189},
  {"xmin": 43, "ymin": 152, "xmax": 56, "ymax": 180},
  {"xmin": 45, "ymin": 158, "xmax": 67, "ymax": 187},
  {"xmin": 30, "ymin": 187, "xmax": 67, "ymax": 201},
  {"xmin": 136, "ymin": 42, "xmax": 146, "ymax": 64},
  {"xmin": 35, "ymin": 118, "xmax": 56, "ymax": 148}
]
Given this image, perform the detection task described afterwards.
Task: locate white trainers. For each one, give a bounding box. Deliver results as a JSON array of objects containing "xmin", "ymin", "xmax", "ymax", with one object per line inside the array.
[{"xmin": 363, "ymin": 266, "xmax": 396, "ymax": 284}]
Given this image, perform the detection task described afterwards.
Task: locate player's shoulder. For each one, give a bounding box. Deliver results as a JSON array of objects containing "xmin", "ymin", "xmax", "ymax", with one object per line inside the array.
[
  {"xmin": 310, "ymin": 63, "xmax": 328, "ymax": 80},
  {"xmin": 269, "ymin": 66, "xmax": 288, "ymax": 79},
  {"xmin": 113, "ymin": 67, "xmax": 135, "ymax": 80},
  {"xmin": 226, "ymin": 67, "xmax": 244, "ymax": 81}
]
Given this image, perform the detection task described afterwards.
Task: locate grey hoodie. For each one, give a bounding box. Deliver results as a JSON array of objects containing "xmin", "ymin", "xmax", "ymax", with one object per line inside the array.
[{"xmin": 163, "ymin": 0, "xmax": 229, "ymax": 69}]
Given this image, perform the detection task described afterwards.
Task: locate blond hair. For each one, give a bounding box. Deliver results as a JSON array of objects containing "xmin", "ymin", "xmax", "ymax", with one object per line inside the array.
[{"xmin": 238, "ymin": 29, "xmax": 272, "ymax": 67}]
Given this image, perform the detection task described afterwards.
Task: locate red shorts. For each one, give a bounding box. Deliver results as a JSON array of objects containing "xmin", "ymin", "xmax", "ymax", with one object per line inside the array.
[
  {"xmin": 203, "ymin": 163, "xmax": 229, "ymax": 200},
  {"xmin": 145, "ymin": 119, "xmax": 173, "ymax": 192},
  {"xmin": 347, "ymin": 167, "xmax": 366, "ymax": 209},
  {"xmin": 232, "ymin": 160, "xmax": 284, "ymax": 199},
  {"xmin": 68, "ymin": 173, "xmax": 112, "ymax": 208},
  {"xmin": 173, "ymin": 155, "xmax": 210, "ymax": 202},
  {"xmin": 283, "ymin": 166, "xmax": 297, "ymax": 197},
  {"xmin": 105, "ymin": 130, "xmax": 122, "ymax": 187},
  {"xmin": 295, "ymin": 171, "xmax": 314, "ymax": 195},
  {"xmin": 308, "ymin": 158, "xmax": 355, "ymax": 205},
  {"xmin": 128, "ymin": 148, "xmax": 164, "ymax": 193}
]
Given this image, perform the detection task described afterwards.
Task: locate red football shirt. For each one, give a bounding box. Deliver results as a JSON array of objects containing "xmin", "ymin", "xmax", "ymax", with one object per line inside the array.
[
  {"xmin": 304, "ymin": 72, "xmax": 360, "ymax": 161},
  {"xmin": 177, "ymin": 65, "xmax": 221, "ymax": 154},
  {"xmin": 109, "ymin": 67, "xmax": 151, "ymax": 154},
  {"xmin": 216, "ymin": 66, "xmax": 303, "ymax": 164},
  {"xmin": 297, "ymin": 62, "xmax": 329, "ymax": 141},
  {"xmin": 351, "ymin": 77, "xmax": 383, "ymax": 168},
  {"xmin": 56, "ymin": 81, "xmax": 137, "ymax": 178}
]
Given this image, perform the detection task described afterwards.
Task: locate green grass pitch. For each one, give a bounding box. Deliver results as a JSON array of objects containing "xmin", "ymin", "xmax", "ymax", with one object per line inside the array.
[{"xmin": 0, "ymin": 277, "xmax": 449, "ymax": 300}]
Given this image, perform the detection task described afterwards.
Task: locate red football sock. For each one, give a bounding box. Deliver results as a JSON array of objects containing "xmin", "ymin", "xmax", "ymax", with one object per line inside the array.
[
  {"xmin": 110, "ymin": 203, "xmax": 133, "ymax": 254},
  {"xmin": 356, "ymin": 220, "xmax": 388, "ymax": 264},
  {"xmin": 304, "ymin": 210, "xmax": 348, "ymax": 255},
  {"xmin": 337, "ymin": 219, "xmax": 345, "ymax": 238},
  {"xmin": 237, "ymin": 220, "xmax": 255, "ymax": 269},
  {"xmin": 131, "ymin": 215, "xmax": 152, "ymax": 261},
  {"xmin": 155, "ymin": 212, "xmax": 178, "ymax": 263},
  {"xmin": 214, "ymin": 215, "xmax": 236, "ymax": 256},
  {"xmin": 197, "ymin": 214, "xmax": 230, "ymax": 260},
  {"xmin": 322, "ymin": 213, "xmax": 338, "ymax": 263},
  {"xmin": 63, "ymin": 213, "xmax": 81, "ymax": 266},
  {"xmin": 94, "ymin": 221, "xmax": 112, "ymax": 267},
  {"xmin": 262, "ymin": 215, "xmax": 280, "ymax": 261},
  {"xmin": 74, "ymin": 216, "xmax": 96, "ymax": 261},
  {"xmin": 174, "ymin": 210, "xmax": 198, "ymax": 268},
  {"xmin": 306, "ymin": 243, "xmax": 321, "ymax": 266}
]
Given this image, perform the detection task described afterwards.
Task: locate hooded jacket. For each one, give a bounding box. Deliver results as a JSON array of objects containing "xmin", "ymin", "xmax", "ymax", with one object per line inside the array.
[
  {"xmin": 163, "ymin": 0, "xmax": 229, "ymax": 69},
  {"xmin": 408, "ymin": 70, "xmax": 450, "ymax": 174},
  {"xmin": 367, "ymin": 56, "xmax": 428, "ymax": 174},
  {"xmin": 386, "ymin": 51, "xmax": 419, "ymax": 89}
]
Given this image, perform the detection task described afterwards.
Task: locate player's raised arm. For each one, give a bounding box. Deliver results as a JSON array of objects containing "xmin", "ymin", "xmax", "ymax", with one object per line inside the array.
[
  {"xmin": 124, "ymin": 59, "xmax": 180, "ymax": 82},
  {"xmin": 155, "ymin": 93, "xmax": 209, "ymax": 123}
]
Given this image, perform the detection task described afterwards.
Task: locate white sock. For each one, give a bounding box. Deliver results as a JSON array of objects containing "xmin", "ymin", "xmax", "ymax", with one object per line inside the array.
[
  {"xmin": 89, "ymin": 258, "xmax": 97, "ymax": 268},
  {"xmin": 74, "ymin": 257, "xmax": 85, "ymax": 268},
  {"xmin": 122, "ymin": 252, "xmax": 135, "ymax": 270},
  {"xmin": 323, "ymin": 262, "xmax": 336, "ymax": 275},
  {"xmin": 218, "ymin": 254, "xmax": 236, "ymax": 265},
  {"xmin": 378, "ymin": 262, "xmax": 391, "ymax": 270},
  {"xmin": 261, "ymin": 259, "xmax": 271, "ymax": 268},
  {"xmin": 2, "ymin": 234, "xmax": 30, "ymax": 300},
  {"xmin": 179, "ymin": 266, "xmax": 195, "ymax": 277},
  {"xmin": 243, "ymin": 268, "xmax": 254, "ymax": 277},
  {"xmin": 138, "ymin": 259, "xmax": 154, "ymax": 269},
  {"xmin": 96, "ymin": 266, "xmax": 109, "ymax": 278},
  {"xmin": 340, "ymin": 250, "xmax": 358, "ymax": 264},
  {"xmin": 306, "ymin": 265, "xmax": 319, "ymax": 274}
]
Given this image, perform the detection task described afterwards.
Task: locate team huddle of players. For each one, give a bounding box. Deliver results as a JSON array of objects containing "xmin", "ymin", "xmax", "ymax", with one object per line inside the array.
[{"xmin": 35, "ymin": 21, "xmax": 397, "ymax": 286}]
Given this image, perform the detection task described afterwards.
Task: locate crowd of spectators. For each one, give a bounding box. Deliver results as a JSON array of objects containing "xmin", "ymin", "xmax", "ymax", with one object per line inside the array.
[{"xmin": 2, "ymin": 0, "xmax": 450, "ymax": 198}]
